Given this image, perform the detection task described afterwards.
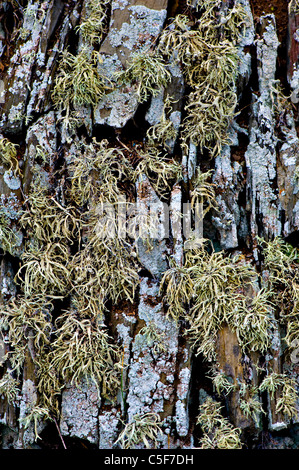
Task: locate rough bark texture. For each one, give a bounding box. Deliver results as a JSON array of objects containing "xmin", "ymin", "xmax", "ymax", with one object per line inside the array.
[{"xmin": 0, "ymin": 0, "xmax": 298, "ymax": 450}]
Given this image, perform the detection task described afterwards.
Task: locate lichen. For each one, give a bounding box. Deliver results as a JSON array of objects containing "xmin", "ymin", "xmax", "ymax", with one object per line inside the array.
[
  {"xmin": 52, "ymin": 48, "xmax": 113, "ymax": 132},
  {"xmin": 114, "ymin": 412, "xmax": 163, "ymax": 449},
  {"xmin": 115, "ymin": 52, "xmax": 171, "ymax": 104},
  {"xmin": 160, "ymin": 241, "xmax": 275, "ymax": 360}
]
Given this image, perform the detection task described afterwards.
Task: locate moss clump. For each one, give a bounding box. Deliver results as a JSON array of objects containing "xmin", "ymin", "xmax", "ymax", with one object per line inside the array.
[
  {"xmin": 197, "ymin": 397, "xmax": 242, "ymax": 449},
  {"xmin": 115, "ymin": 412, "xmax": 163, "ymax": 449},
  {"xmin": 115, "ymin": 52, "xmax": 171, "ymax": 104}
]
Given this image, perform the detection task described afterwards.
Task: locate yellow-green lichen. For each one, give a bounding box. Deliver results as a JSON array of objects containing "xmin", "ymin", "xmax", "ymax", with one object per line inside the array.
[
  {"xmin": 197, "ymin": 397, "xmax": 242, "ymax": 449},
  {"xmin": 115, "ymin": 52, "xmax": 171, "ymax": 104}
]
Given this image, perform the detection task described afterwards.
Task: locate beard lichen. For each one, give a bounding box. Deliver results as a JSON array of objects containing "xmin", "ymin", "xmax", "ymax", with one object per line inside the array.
[
  {"xmin": 0, "ymin": 137, "xmax": 21, "ymax": 176},
  {"xmin": 76, "ymin": 0, "xmax": 111, "ymax": 45},
  {"xmin": 115, "ymin": 52, "xmax": 171, "ymax": 104},
  {"xmin": 50, "ymin": 310, "xmax": 122, "ymax": 400},
  {"xmin": 197, "ymin": 397, "xmax": 242, "ymax": 449}
]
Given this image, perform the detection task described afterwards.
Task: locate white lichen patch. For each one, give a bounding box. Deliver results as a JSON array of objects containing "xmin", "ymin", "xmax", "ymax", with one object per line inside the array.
[{"xmin": 60, "ymin": 378, "xmax": 101, "ymax": 445}]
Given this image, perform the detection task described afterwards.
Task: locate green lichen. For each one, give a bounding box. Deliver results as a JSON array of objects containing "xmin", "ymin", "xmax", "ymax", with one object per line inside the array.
[
  {"xmin": 50, "ymin": 311, "xmax": 122, "ymax": 400},
  {"xmin": 19, "ymin": 405, "xmax": 52, "ymax": 442},
  {"xmin": 160, "ymin": 243, "xmax": 275, "ymax": 360},
  {"xmin": 190, "ymin": 168, "xmax": 217, "ymax": 217},
  {"xmin": 239, "ymin": 384, "xmax": 264, "ymax": 426},
  {"xmin": 258, "ymin": 237, "xmax": 299, "ymax": 349},
  {"xmin": 134, "ymin": 146, "xmax": 182, "ymax": 199},
  {"xmin": 67, "ymin": 138, "xmax": 132, "ymax": 207},
  {"xmin": 146, "ymin": 96, "xmax": 178, "ymax": 150},
  {"xmin": 0, "ymin": 371, "xmax": 20, "ymax": 405},
  {"xmin": 158, "ymin": 1, "xmax": 248, "ymax": 156},
  {"xmin": 115, "ymin": 52, "xmax": 171, "ymax": 104},
  {"xmin": 0, "ymin": 297, "xmax": 53, "ymax": 376},
  {"xmin": 289, "ymin": 0, "xmax": 299, "ymax": 14},
  {"xmin": 0, "ymin": 137, "xmax": 20, "ymax": 176},
  {"xmin": 76, "ymin": 0, "xmax": 111, "ymax": 45},
  {"xmin": 197, "ymin": 397, "xmax": 242, "ymax": 449},
  {"xmin": 136, "ymin": 321, "xmax": 167, "ymax": 355},
  {"xmin": 0, "ymin": 206, "xmax": 20, "ymax": 255},
  {"xmin": 209, "ymin": 368, "xmax": 235, "ymax": 396},
  {"xmin": 259, "ymin": 372, "xmax": 298, "ymax": 420},
  {"xmin": 52, "ymin": 48, "xmax": 113, "ymax": 131}
]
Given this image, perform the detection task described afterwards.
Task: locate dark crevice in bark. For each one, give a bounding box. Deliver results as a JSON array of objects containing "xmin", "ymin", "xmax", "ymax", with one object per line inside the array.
[
  {"xmin": 167, "ymin": 0, "xmax": 190, "ymax": 19},
  {"xmin": 187, "ymin": 352, "xmax": 214, "ymax": 447}
]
